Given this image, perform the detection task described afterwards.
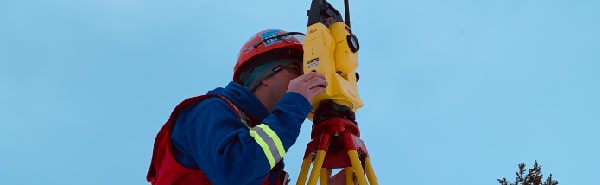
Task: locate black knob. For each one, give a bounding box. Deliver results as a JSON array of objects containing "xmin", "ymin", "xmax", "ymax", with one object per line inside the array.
[{"xmin": 346, "ymin": 34, "xmax": 359, "ymax": 53}]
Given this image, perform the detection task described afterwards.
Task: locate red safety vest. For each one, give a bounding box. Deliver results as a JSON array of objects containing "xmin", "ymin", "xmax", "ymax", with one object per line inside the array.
[{"xmin": 147, "ymin": 94, "xmax": 287, "ymax": 185}]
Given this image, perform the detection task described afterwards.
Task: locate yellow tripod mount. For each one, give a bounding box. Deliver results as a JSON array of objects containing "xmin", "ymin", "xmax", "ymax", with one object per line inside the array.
[{"xmin": 304, "ymin": 21, "xmax": 362, "ymax": 118}]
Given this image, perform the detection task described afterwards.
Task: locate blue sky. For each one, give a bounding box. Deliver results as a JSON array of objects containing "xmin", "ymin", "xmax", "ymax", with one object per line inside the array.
[{"xmin": 1, "ymin": 0, "xmax": 599, "ymax": 184}]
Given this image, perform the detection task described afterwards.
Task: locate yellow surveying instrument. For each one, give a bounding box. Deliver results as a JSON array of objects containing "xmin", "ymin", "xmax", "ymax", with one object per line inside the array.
[{"xmin": 297, "ymin": 0, "xmax": 378, "ymax": 185}]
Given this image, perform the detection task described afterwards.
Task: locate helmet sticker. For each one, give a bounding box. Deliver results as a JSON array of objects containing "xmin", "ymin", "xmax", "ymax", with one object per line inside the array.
[{"xmin": 261, "ymin": 29, "xmax": 284, "ymax": 47}]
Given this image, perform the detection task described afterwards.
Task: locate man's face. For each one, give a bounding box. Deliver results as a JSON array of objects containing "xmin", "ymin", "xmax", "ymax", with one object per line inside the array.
[{"xmin": 267, "ymin": 62, "xmax": 302, "ymax": 101}]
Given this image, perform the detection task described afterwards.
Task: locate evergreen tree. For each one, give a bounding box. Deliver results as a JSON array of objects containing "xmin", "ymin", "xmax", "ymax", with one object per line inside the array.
[{"xmin": 497, "ymin": 161, "xmax": 558, "ymax": 185}]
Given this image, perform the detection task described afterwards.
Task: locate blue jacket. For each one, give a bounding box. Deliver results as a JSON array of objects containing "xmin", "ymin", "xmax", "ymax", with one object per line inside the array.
[{"xmin": 171, "ymin": 81, "xmax": 312, "ymax": 185}]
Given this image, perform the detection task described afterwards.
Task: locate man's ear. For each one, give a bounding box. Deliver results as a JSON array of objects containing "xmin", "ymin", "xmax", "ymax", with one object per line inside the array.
[
  {"xmin": 253, "ymin": 78, "xmax": 272, "ymax": 94},
  {"xmin": 260, "ymin": 76, "xmax": 273, "ymax": 87}
]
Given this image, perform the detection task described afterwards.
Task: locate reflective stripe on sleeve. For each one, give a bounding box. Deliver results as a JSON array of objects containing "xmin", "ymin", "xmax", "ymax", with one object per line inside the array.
[{"xmin": 249, "ymin": 124, "xmax": 286, "ymax": 169}]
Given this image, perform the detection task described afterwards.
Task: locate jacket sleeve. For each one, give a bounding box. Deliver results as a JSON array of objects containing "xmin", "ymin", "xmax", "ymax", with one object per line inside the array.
[{"xmin": 171, "ymin": 92, "xmax": 312, "ymax": 185}]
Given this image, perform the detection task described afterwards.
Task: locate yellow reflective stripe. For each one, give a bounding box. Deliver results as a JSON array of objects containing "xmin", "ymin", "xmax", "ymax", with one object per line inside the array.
[
  {"xmin": 256, "ymin": 124, "xmax": 286, "ymax": 157},
  {"xmin": 249, "ymin": 124, "xmax": 286, "ymax": 169},
  {"xmin": 249, "ymin": 130, "xmax": 276, "ymax": 168}
]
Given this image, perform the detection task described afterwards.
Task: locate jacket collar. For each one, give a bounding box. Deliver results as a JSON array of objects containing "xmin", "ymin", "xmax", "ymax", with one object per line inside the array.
[{"xmin": 207, "ymin": 81, "xmax": 269, "ymax": 123}]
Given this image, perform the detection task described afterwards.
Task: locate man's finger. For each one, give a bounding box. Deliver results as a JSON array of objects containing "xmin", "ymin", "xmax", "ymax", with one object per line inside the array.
[
  {"xmin": 298, "ymin": 71, "xmax": 325, "ymax": 82},
  {"xmin": 306, "ymin": 77, "xmax": 327, "ymax": 88}
]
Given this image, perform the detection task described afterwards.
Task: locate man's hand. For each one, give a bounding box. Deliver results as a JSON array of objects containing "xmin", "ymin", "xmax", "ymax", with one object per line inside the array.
[{"xmin": 287, "ymin": 72, "xmax": 327, "ymax": 101}]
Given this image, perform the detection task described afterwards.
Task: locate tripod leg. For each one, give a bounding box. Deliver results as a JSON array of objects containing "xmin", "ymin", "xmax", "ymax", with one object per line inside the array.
[
  {"xmin": 296, "ymin": 157, "xmax": 313, "ymax": 185},
  {"xmin": 365, "ymin": 157, "xmax": 378, "ymax": 185},
  {"xmin": 307, "ymin": 134, "xmax": 330, "ymax": 185},
  {"xmin": 348, "ymin": 150, "xmax": 368, "ymax": 185},
  {"xmin": 307, "ymin": 150, "xmax": 327, "ymax": 184},
  {"xmin": 320, "ymin": 168, "xmax": 328, "ymax": 185},
  {"xmin": 345, "ymin": 167, "xmax": 354, "ymax": 185}
]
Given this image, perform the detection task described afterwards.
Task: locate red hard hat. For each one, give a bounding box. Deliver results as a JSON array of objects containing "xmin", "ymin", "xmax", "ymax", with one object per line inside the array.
[{"xmin": 233, "ymin": 29, "xmax": 304, "ymax": 82}]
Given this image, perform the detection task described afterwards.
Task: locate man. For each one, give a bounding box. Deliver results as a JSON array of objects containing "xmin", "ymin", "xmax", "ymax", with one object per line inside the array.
[{"xmin": 147, "ymin": 29, "xmax": 350, "ymax": 185}]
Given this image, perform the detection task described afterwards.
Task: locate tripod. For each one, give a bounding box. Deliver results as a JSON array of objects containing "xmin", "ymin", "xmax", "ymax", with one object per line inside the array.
[{"xmin": 296, "ymin": 101, "xmax": 378, "ymax": 185}]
